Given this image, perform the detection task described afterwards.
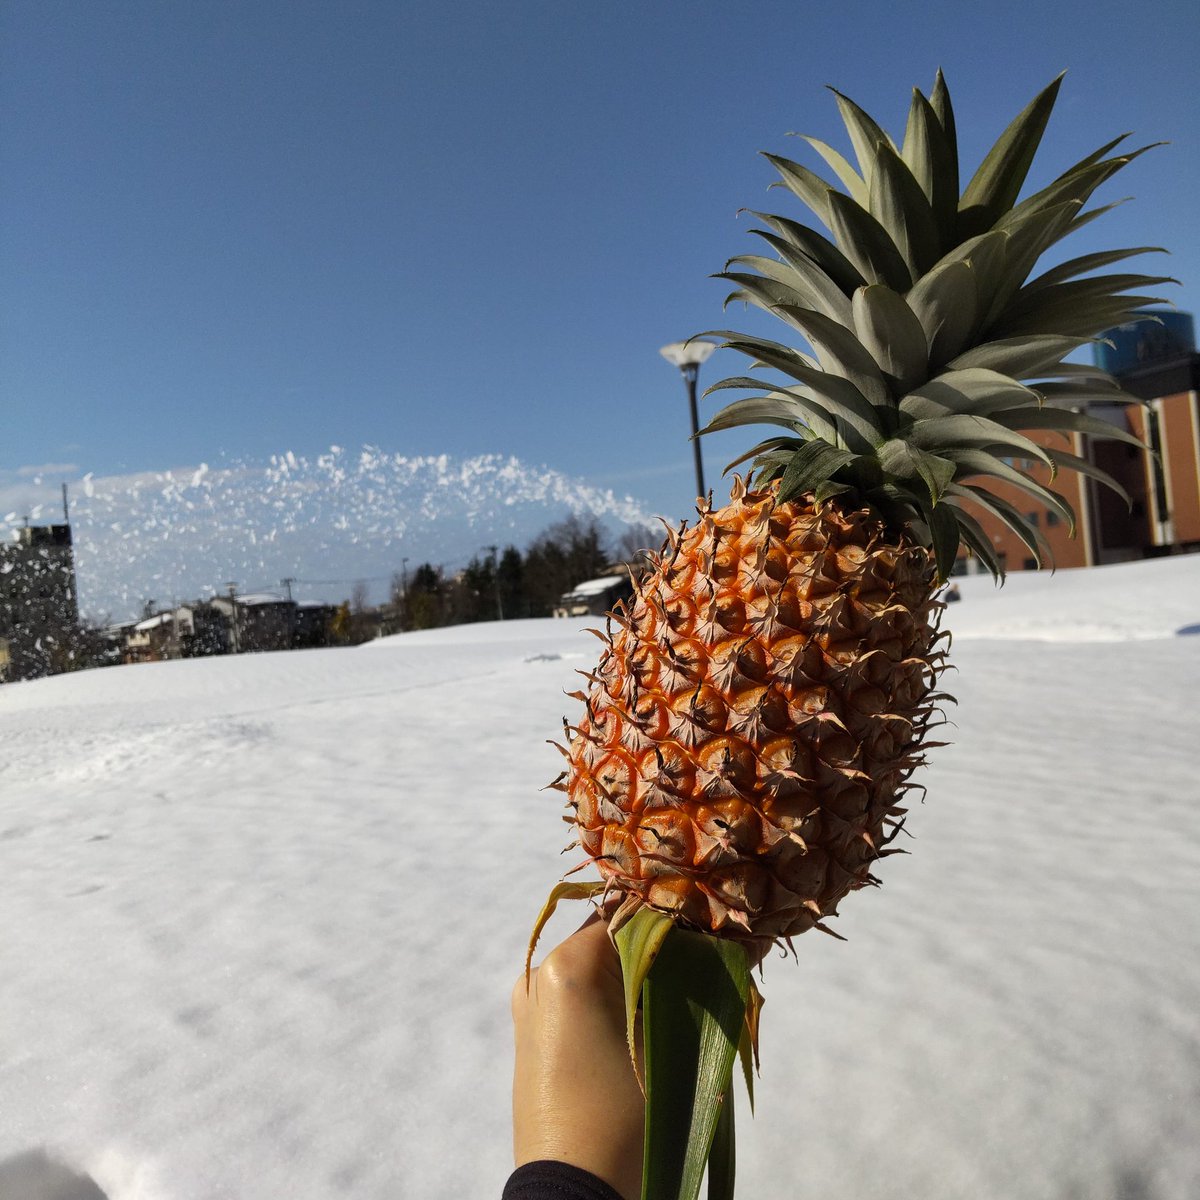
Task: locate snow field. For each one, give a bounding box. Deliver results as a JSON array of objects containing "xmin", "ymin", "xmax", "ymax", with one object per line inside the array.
[{"xmin": 1, "ymin": 555, "xmax": 1198, "ymax": 1199}]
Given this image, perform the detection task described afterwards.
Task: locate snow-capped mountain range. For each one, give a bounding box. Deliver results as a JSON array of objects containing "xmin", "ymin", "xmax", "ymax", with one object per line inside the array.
[{"xmin": 0, "ymin": 447, "xmax": 658, "ymax": 620}]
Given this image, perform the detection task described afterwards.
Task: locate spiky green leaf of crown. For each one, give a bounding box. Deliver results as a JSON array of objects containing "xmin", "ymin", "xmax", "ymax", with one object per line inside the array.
[{"xmin": 698, "ymin": 72, "xmax": 1175, "ymax": 580}]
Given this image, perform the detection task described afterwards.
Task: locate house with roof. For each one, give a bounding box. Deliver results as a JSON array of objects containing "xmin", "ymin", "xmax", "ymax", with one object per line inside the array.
[
  {"xmin": 121, "ymin": 603, "xmax": 232, "ymax": 662},
  {"xmin": 124, "ymin": 610, "xmax": 177, "ymax": 663},
  {"xmin": 555, "ymin": 573, "xmax": 634, "ymax": 618},
  {"xmin": 209, "ymin": 593, "xmax": 297, "ymax": 653}
]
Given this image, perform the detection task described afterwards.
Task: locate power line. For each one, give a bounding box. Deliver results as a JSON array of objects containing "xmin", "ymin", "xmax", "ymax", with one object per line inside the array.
[{"xmin": 291, "ymin": 574, "xmax": 397, "ymax": 586}]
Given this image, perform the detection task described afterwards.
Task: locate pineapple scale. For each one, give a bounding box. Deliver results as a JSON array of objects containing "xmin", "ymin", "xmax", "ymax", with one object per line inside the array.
[{"xmin": 562, "ymin": 477, "xmax": 948, "ymax": 945}]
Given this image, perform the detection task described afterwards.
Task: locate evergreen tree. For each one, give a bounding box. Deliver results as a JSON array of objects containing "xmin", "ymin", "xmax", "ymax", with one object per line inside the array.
[
  {"xmin": 406, "ymin": 563, "xmax": 444, "ymax": 630},
  {"xmin": 497, "ymin": 545, "xmax": 525, "ymax": 618},
  {"xmin": 456, "ymin": 551, "xmax": 500, "ymax": 623}
]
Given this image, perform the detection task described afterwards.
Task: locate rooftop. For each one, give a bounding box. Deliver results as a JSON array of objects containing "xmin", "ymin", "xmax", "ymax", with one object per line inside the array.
[{"xmin": 563, "ymin": 574, "xmax": 628, "ymax": 598}]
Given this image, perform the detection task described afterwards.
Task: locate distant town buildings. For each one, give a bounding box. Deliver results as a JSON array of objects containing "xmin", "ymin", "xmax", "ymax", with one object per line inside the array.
[
  {"xmin": 0, "ymin": 523, "xmax": 345, "ymax": 682},
  {"xmin": 118, "ymin": 595, "xmax": 341, "ymax": 664},
  {"xmin": 120, "ymin": 602, "xmax": 234, "ymax": 663}
]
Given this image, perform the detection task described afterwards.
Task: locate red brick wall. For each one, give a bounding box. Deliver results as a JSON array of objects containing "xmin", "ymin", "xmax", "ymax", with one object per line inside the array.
[
  {"xmin": 956, "ymin": 430, "xmax": 1090, "ymax": 571},
  {"xmin": 1160, "ymin": 391, "xmax": 1200, "ymax": 544}
]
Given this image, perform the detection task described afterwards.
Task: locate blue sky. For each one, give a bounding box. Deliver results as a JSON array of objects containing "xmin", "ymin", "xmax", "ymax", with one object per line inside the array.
[{"xmin": 2, "ymin": 0, "xmax": 1197, "ymax": 523}]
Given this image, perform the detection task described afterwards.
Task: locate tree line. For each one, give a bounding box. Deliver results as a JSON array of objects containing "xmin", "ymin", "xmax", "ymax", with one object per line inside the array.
[{"xmin": 378, "ymin": 514, "xmax": 659, "ymax": 632}]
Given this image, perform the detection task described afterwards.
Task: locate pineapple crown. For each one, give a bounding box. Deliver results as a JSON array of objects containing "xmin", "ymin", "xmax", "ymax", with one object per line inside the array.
[{"xmin": 697, "ymin": 72, "xmax": 1175, "ymax": 581}]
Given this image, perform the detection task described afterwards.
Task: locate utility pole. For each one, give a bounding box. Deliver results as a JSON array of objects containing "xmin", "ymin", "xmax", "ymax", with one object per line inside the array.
[{"xmin": 226, "ymin": 582, "xmax": 240, "ymax": 654}]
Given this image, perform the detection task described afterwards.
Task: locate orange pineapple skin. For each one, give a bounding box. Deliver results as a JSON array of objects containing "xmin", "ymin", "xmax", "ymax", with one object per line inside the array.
[{"xmin": 563, "ymin": 480, "xmax": 946, "ymax": 945}]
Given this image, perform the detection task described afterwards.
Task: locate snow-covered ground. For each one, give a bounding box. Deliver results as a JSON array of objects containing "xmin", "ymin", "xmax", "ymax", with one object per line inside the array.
[{"xmin": 2, "ymin": 554, "xmax": 1199, "ymax": 1200}]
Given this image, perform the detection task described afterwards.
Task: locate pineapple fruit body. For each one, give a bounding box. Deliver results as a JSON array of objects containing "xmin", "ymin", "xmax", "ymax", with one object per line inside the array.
[{"xmin": 565, "ymin": 477, "xmax": 944, "ymax": 946}]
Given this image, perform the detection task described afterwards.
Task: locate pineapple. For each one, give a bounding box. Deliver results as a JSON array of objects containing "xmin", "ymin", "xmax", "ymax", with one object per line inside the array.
[
  {"xmin": 530, "ymin": 73, "xmax": 1170, "ymax": 1200},
  {"xmin": 564, "ymin": 480, "xmax": 942, "ymax": 947}
]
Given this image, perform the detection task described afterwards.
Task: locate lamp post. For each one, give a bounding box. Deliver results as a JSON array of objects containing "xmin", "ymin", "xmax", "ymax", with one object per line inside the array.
[{"xmin": 659, "ymin": 339, "xmax": 716, "ymax": 501}]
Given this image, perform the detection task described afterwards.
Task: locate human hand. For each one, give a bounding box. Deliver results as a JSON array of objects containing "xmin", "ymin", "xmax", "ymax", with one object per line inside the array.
[{"xmin": 511, "ymin": 917, "xmax": 645, "ymax": 1200}]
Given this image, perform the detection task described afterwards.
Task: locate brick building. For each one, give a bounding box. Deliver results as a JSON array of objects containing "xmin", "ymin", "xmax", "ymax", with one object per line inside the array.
[
  {"xmin": 1121, "ymin": 353, "xmax": 1200, "ymax": 554},
  {"xmin": 958, "ymin": 312, "xmax": 1200, "ymax": 572}
]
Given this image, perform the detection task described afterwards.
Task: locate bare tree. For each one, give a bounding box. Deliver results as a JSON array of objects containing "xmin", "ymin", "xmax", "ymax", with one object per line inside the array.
[
  {"xmin": 614, "ymin": 522, "xmax": 664, "ymax": 569},
  {"xmin": 347, "ymin": 581, "xmax": 373, "ymax": 643},
  {"xmin": 523, "ymin": 514, "xmax": 612, "ymax": 617}
]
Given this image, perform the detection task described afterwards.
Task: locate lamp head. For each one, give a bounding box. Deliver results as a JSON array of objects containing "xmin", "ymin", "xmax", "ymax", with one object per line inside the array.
[{"xmin": 659, "ymin": 339, "xmax": 716, "ymax": 369}]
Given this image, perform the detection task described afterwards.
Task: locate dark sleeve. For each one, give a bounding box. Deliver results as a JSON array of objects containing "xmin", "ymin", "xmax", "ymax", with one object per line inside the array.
[{"xmin": 502, "ymin": 1160, "xmax": 625, "ymax": 1200}]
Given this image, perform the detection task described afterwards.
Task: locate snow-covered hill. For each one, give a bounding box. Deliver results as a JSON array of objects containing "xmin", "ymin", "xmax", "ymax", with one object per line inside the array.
[
  {"xmin": 1, "ymin": 448, "xmax": 658, "ymax": 620},
  {"xmin": 1, "ymin": 555, "xmax": 1199, "ymax": 1200}
]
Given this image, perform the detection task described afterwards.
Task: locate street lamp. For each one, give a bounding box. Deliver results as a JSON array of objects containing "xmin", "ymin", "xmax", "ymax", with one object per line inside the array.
[{"xmin": 659, "ymin": 339, "xmax": 716, "ymax": 501}]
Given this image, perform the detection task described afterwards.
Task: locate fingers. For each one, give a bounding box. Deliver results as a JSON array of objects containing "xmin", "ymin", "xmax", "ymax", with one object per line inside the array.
[{"xmin": 515, "ymin": 914, "xmax": 620, "ymax": 1009}]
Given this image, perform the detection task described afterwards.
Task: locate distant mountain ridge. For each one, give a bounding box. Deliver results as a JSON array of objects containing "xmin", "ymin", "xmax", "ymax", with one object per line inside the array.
[{"xmin": 6, "ymin": 448, "xmax": 659, "ymax": 620}]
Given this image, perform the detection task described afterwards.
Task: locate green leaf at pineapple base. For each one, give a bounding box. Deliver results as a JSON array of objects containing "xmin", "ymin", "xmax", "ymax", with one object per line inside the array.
[{"xmin": 639, "ymin": 928, "xmax": 751, "ymax": 1200}]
